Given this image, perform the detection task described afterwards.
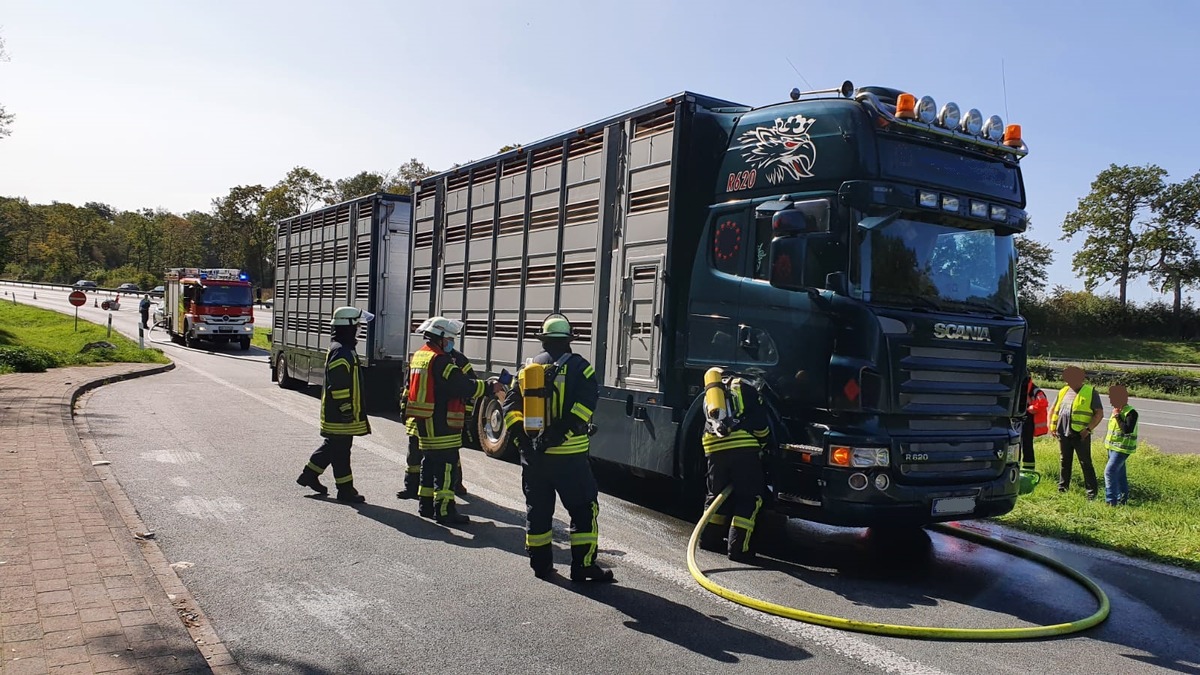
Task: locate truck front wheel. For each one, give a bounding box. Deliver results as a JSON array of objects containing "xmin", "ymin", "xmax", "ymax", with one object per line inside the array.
[
  {"xmin": 477, "ymin": 391, "xmax": 514, "ymax": 460},
  {"xmin": 275, "ymin": 355, "xmax": 301, "ymax": 390},
  {"xmin": 239, "ymin": 337, "xmax": 251, "ymax": 351},
  {"xmin": 184, "ymin": 329, "xmax": 197, "ymax": 349}
]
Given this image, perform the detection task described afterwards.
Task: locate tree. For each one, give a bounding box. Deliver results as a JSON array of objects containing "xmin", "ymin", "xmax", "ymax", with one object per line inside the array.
[
  {"xmin": 387, "ymin": 158, "xmax": 437, "ymax": 195},
  {"xmin": 1061, "ymin": 163, "xmax": 1167, "ymax": 307},
  {"xmin": 212, "ymin": 185, "xmax": 268, "ymax": 282},
  {"xmin": 1015, "ymin": 234, "xmax": 1055, "ymax": 304},
  {"xmin": 332, "ymin": 171, "xmax": 387, "ymax": 202},
  {"xmin": 1146, "ymin": 173, "xmax": 1200, "ymax": 326},
  {"xmin": 0, "ymin": 34, "xmax": 13, "ymax": 139},
  {"xmin": 278, "ymin": 166, "xmax": 332, "ymax": 213}
]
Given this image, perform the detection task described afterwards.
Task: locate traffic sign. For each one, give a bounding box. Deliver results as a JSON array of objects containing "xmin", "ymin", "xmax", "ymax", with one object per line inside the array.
[{"xmin": 68, "ymin": 291, "xmax": 87, "ymax": 307}]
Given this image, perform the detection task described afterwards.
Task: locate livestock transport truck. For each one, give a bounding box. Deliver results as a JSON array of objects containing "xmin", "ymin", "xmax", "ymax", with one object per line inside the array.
[{"xmin": 282, "ymin": 81, "xmax": 1033, "ymax": 527}]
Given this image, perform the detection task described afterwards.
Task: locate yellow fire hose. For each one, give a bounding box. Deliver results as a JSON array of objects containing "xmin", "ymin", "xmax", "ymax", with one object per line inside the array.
[{"xmin": 687, "ymin": 488, "xmax": 1110, "ymax": 640}]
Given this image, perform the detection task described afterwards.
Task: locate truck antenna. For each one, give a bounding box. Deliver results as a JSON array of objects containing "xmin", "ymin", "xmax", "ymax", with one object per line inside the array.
[
  {"xmin": 785, "ymin": 56, "xmax": 814, "ymax": 90},
  {"xmin": 1001, "ymin": 58, "xmax": 1010, "ymax": 121}
]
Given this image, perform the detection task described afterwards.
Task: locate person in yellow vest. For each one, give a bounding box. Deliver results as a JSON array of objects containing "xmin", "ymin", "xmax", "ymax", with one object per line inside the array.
[
  {"xmin": 501, "ymin": 314, "xmax": 614, "ymax": 583},
  {"xmin": 1049, "ymin": 365, "xmax": 1104, "ymax": 499},
  {"xmin": 404, "ymin": 316, "xmax": 495, "ymax": 525},
  {"xmin": 295, "ymin": 306, "xmax": 374, "ymax": 503},
  {"xmin": 1102, "ymin": 384, "xmax": 1138, "ymax": 506},
  {"xmin": 698, "ymin": 367, "xmax": 769, "ymax": 562}
]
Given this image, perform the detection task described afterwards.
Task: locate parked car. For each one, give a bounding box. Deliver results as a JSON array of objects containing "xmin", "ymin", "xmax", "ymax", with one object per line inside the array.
[
  {"xmin": 116, "ymin": 283, "xmax": 141, "ymax": 294},
  {"xmin": 150, "ymin": 285, "xmax": 165, "ymax": 298},
  {"xmin": 73, "ymin": 280, "xmax": 98, "ymax": 291}
]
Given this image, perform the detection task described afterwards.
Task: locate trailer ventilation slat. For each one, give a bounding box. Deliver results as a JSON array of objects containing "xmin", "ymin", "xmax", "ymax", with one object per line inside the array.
[
  {"xmin": 495, "ymin": 266, "xmax": 522, "ymax": 287},
  {"xmin": 528, "ymin": 207, "xmax": 558, "ymax": 232},
  {"xmin": 446, "ymin": 222, "xmax": 468, "ymax": 244},
  {"xmin": 569, "ymin": 132, "xmax": 604, "ymax": 158},
  {"xmin": 531, "ymin": 146, "xmax": 561, "ymax": 170},
  {"xmin": 633, "ymin": 109, "xmax": 675, "ymax": 139},
  {"xmin": 447, "ymin": 173, "xmax": 470, "ymax": 191},
  {"xmin": 467, "ymin": 269, "xmax": 492, "ymax": 288},
  {"xmin": 493, "ymin": 320, "xmax": 522, "ymax": 339},
  {"xmin": 628, "ymin": 184, "xmax": 670, "ymax": 215},
  {"xmin": 412, "ymin": 275, "xmax": 432, "ymax": 292},
  {"xmin": 463, "ymin": 321, "xmax": 490, "ymax": 338},
  {"xmin": 502, "ymin": 158, "xmax": 525, "ymax": 178},
  {"xmin": 561, "ymin": 259, "xmax": 596, "ymax": 283},
  {"xmin": 564, "ymin": 199, "xmax": 599, "ymax": 226},
  {"xmin": 469, "ymin": 219, "xmax": 494, "ymax": 240},
  {"xmin": 415, "ymin": 230, "xmax": 435, "ymax": 249},
  {"xmin": 444, "ymin": 272, "xmax": 465, "ymax": 289},
  {"xmin": 498, "ymin": 213, "xmax": 525, "ymax": 236},
  {"xmin": 526, "ymin": 262, "xmax": 556, "ymax": 285}
]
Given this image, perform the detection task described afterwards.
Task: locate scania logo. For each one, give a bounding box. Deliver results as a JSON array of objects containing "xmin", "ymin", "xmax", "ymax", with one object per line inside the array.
[{"xmin": 933, "ymin": 322, "xmax": 991, "ymax": 341}]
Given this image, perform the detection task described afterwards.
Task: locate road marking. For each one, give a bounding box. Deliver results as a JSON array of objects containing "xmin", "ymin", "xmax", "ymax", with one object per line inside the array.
[{"xmin": 1139, "ymin": 422, "xmax": 1200, "ymax": 431}]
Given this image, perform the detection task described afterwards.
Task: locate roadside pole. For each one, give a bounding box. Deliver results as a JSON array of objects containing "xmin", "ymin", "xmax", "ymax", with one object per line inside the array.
[
  {"xmin": 75, "ymin": 306, "xmax": 79, "ymax": 332},
  {"xmin": 107, "ymin": 313, "xmax": 113, "ymax": 339},
  {"xmin": 139, "ymin": 323, "xmax": 144, "ymax": 349}
]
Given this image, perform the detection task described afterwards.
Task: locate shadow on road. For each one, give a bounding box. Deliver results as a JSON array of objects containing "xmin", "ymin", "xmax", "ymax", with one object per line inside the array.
[
  {"xmin": 325, "ymin": 495, "xmax": 529, "ymax": 558},
  {"xmin": 559, "ymin": 580, "xmax": 812, "ymax": 664}
]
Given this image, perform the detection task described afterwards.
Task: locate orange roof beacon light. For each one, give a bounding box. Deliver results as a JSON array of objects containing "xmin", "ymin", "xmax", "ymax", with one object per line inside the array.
[
  {"xmin": 1003, "ymin": 124, "xmax": 1023, "ymax": 148},
  {"xmin": 895, "ymin": 93, "xmax": 917, "ymax": 120}
]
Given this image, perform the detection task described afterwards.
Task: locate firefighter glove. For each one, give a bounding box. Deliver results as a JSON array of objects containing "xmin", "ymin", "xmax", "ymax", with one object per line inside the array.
[{"xmin": 532, "ymin": 422, "xmax": 568, "ymax": 453}]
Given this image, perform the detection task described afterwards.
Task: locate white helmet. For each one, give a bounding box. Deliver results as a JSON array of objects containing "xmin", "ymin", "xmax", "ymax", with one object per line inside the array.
[
  {"xmin": 330, "ymin": 306, "xmax": 375, "ymax": 327},
  {"xmin": 417, "ymin": 316, "xmax": 462, "ymax": 339}
]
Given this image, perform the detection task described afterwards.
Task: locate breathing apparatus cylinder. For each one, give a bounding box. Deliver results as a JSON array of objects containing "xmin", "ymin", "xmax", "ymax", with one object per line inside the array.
[
  {"xmin": 703, "ymin": 367, "xmax": 730, "ymax": 437},
  {"xmin": 521, "ymin": 362, "xmax": 546, "ymax": 432}
]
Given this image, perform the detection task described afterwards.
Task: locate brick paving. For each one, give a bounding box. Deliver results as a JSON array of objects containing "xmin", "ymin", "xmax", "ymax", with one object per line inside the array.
[{"xmin": 0, "ymin": 364, "xmax": 237, "ymax": 674}]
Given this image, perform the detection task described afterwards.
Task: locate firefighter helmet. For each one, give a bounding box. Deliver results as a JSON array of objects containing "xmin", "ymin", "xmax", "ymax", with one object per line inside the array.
[
  {"xmin": 330, "ymin": 306, "xmax": 374, "ymax": 326},
  {"xmin": 417, "ymin": 316, "xmax": 462, "ymax": 339},
  {"xmin": 535, "ymin": 313, "xmax": 576, "ymax": 340}
]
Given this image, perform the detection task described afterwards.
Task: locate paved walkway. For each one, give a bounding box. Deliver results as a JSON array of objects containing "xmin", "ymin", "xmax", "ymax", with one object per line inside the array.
[{"xmin": 0, "ymin": 364, "xmax": 235, "ymax": 674}]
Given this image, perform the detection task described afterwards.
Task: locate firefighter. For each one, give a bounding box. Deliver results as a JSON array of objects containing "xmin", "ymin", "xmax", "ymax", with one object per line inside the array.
[
  {"xmin": 396, "ymin": 346, "xmax": 473, "ymax": 501},
  {"xmin": 1020, "ymin": 376, "xmax": 1049, "ymax": 494},
  {"xmin": 698, "ymin": 367, "xmax": 769, "ymax": 562},
  {"xmin": 405, "ymin": 316, "xmax": 492, "ymax": 525},
  {"xmin": 502, "ymin": 314, "xmax": 614, "ymax": 583},
  {"xmin": 295, "ymin": 306, "xmax": 374, "ymax": 503}
]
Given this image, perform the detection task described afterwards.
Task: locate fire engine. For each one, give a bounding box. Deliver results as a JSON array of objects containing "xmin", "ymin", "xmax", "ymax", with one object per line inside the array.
[{"xmin": 157, "ymin": 268, "xmax": 255, "ymax": 350}]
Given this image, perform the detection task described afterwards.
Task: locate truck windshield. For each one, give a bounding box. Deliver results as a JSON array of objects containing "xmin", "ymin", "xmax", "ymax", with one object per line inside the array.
[
  {"xmin": 199, "ymin": 285, "xmax": 252, "ymax": 306},
  {"xmin": 860, "ymin": 217, "xmax": 1017, "ymax": 316}
]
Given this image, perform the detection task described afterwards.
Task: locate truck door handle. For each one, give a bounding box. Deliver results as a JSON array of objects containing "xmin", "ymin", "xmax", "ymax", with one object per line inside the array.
[{"xmin": 738, "ymin": 325, "xmax": 758, "ymax": 349}]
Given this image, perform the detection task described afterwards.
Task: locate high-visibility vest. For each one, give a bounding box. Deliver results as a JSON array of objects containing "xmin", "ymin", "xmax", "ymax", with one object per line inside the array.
[
  {"xmin": 1028, "ymin": 386, "xmax": 1049, "ymax": 436},
  {"xmin": 1105, "ymin": 405, "xmax": 1138, "ymax": 454},
  {"xmin": 405, "ymin": 345, "xmax": 441, "ymax": 420},
  {"xmin": 1050, "ymin": 384, "xmax": 1096, "ymax": 434}
]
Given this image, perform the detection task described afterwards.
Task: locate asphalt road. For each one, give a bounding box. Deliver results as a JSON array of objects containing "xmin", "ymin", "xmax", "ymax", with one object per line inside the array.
[
  {"xmin": 8, "ymin": 283, "xmax": 1200, "ymax": 674},
  {"xmin": 1045, "ymin": 391, "xmax": 1200, "ymax": 456}
]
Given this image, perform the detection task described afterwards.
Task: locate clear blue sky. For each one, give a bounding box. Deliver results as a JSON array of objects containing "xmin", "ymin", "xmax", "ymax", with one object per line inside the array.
[{"xmin": 2, "ymin": 0, "xmax": 1198, "ymax": 303}]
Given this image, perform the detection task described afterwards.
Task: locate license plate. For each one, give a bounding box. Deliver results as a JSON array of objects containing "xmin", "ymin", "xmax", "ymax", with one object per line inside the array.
[{"xmin": 932, "ymin": 496, "xmax": 977, "ymax": 516}]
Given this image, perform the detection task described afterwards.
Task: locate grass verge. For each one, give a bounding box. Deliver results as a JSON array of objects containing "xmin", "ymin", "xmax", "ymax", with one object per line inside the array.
[
  {"xmin": 995, "ymin": 436, "xmax": 1200, "ymax": 571},
  {"xmin": 253, "ymin": 327, "xmax": 271, "ymax": 351},
  {"xmin": 1029, "ymin": 358, "xmax": 1200, "ymax": 404},
  {"xmin": 1033, "ymin": 336, "xmax": 1200, "ymax": 365},
  {"xmin": 0, "ymin": 301, "xmax": 169, "ymax": 373}
]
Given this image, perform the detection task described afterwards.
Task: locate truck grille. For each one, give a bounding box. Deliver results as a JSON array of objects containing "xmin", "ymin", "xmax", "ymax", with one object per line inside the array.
[{"xmin": 898, "ymin": 345, "xmax": 1014, "ymax": 416}]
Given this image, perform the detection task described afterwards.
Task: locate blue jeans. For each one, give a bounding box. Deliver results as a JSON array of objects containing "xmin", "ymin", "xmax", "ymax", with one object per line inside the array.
[{"xmin": 1103, "ymin": 451, "xmax": 1130, "ymax": 505}]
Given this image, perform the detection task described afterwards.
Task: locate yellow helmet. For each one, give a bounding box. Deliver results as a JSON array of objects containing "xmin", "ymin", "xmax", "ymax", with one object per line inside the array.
[{"xmin": 535, "ymin": 313, "xmax": 575, "ymax": 340}]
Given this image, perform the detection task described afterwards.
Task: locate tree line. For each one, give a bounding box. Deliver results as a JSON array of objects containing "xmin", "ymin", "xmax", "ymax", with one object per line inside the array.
[{"xmin": 0, "ymin": 162, "xmax": 435, "ymax": 290}]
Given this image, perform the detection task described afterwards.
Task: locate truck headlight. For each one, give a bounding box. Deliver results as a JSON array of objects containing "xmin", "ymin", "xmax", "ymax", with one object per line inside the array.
[
  {"xmin": 197, "ymin": 325, "xmax": 209, "ymax": 332},
  {"xmin": 242, "ymin": 325, "xmax": 253, "ymax": 333},
  {"xmin": 1006, "ymin": 441, "xmax": 1020, "ymax": 463},
  {"xmin": 831, "ymin": 446, "xmax": 890, "ymax": 468}
]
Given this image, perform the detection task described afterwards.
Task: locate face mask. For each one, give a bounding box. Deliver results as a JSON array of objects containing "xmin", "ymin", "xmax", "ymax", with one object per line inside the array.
[{"xmin": 444, "ymin": 338, "xmax": 456, "ymax": 353}]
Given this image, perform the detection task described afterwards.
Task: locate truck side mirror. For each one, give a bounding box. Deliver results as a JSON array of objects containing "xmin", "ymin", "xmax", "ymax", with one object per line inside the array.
[
  {"xmin": 825, "ymin": 271, "xmax": 848, "ymax": 295},
  {"xmin": 768, "ymin": 236, "xmax": 808, "ymax": 292}
]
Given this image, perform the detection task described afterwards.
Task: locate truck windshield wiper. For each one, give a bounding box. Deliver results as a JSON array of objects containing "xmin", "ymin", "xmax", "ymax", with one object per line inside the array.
[{"xmin": 868, "ymin": 292, "xmax": 943, "ymax": 312}]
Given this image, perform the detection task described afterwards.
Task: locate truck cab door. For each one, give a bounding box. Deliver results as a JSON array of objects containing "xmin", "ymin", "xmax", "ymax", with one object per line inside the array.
[{"xmin": 684, "ymin": 205, "xmax": 750, "ymax": 370}]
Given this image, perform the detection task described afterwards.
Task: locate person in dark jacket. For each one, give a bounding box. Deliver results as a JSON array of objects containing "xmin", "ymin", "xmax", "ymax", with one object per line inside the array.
[
  {"xmin": 503, "ymin": 314, "xmax": 614, "ymax": 583},
  {"xmin": 698, "ymin": 368, "xmax": 769, "ymax": 562},
  {"xmin": 396, "ymin": 347, "xmax": 474, "ymax": 501},
  {"xmin": 295, "ymin": 306, "xmax": 374, "ymax": 503},
  {"xmin": 404, "ymin": 316, "xmax": 494, "ymax": 525},
  {"xmin": 139, "ymin": 294, "xmax": 152, "ymax": 330}
]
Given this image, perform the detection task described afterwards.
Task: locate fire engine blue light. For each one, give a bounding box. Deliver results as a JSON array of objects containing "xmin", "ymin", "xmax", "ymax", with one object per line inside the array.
[
  {"xmin": 199, "ymin": 273, "xmax": 207, "ymax": 280},
  {"xmin": 239, "ymin": 273, "xmax": 248, "ymax": 281}
]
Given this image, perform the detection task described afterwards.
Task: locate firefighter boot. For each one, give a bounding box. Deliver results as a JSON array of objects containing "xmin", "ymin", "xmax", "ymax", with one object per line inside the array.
[
  {"xmin": 395, "ymin": 471, "xmax": 420, "ymax": 500},
  {"xmin": 529, "ymin": 545, "xmax": 555, "ymax": 580},
  {"xmin": 570, "ymin": 543, "xmax": 614, "ymax": 583},
  {"xmin": 698, "ymin": 524, "xmax": 727, "ymax": 554},
  {"xmin": 296, "ymin": 467, "xmax": 328, "ymax": 496},
  {"xmin": 335, "ymin": 483, "xmax": 366, "ymax": 504},
  {"xmin": 727, "ymin": 526, "xmax": 756, "ymax": 563},
  {"xmin": 418, "ymin": 497, "xmax": 435, "ymax": 518},
  {"xmin": 434, "ymin": 500, "xmax": 470, "ymax": 525}
]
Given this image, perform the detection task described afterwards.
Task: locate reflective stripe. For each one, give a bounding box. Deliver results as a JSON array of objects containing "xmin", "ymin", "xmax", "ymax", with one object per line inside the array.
[
  {"xmin": 418, "ymin": 434, "xmax": 462, "ymax": 451},
  {"xmin": 505, "ymin": 411, "xmax": 524, "ymax": 427},
  {"xmin": 306, "ymin": 462, "xmax": 325, "ymax": 474},
  {"xmin": 330, "ymin": 389, "xmax": 351, "ymax": 400},
  {"xmin": 543, "ymin": 432, "xmax": 589, "ymax": 454},
  {"xmin": 404, "ymin": 466, "xmax": 421, "ymax": 475},
  {"xmin": 707, "ymin": 513, "xmax": 729, "ymax": 526},
  {"xmin": 334, "ymin": 474, "xmax": 354, "ymax": 485},
  {"xmin": 732, "ymin": 516, "xmax": 756, "ymax": 532},
  {"xmin": 735, "ymin": 497, "xmax": 763, "ymax": 553},
  {"xmin": 702, "ymin": 429, "xmax": 761, "ymax": 454},
  {"xmin": 418, "ymin": 485, "xmax": 435, "ymax": 497},
  {"xmin": 406, "ymin": 347, "xmax": 439, "ymax": 419},
  {"xmin": 582, "ymin": 365, "xmax": 595, "ymax": 379},
  {"xmin": 526, "ymin": 530, "xmax": 553, "ymax": 548},
  {"xmin": 1052, "ymin": 385, "xmax": 1096, "ymax": 433},
  {"xmin": 570, "ymin": 401, "xmax": 593, "ymax": 421},
  {"xmin": 569, "ymin": 502, "xmax": 599, "ymax": 567},
  {"xmin": 328, "ymin": 358, "xmax": 351, "ymax": 371},
  {"xmin": 321, "ymin": 420, "xmax": 369, "ymax": 435},
  {"xmin": 442, "ymin": 362, "xmax": 457, "ymax": 380}
]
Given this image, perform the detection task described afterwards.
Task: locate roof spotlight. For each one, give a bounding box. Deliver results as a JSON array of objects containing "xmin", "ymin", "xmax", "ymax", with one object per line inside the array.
[
  {"xmin": 983, "ymin": 115, "xmax": 1005, "ymax": 142},
  {"xmin": 937, "ymin": 102, "xmax": 960, "ymax": 130},
  {"xmin": 961, "ymin": 108, "xmax": 983, "ymax": 136},
  {"xmin": 916, "ymin": 96, "xmax": 937, "ymax": 124}
]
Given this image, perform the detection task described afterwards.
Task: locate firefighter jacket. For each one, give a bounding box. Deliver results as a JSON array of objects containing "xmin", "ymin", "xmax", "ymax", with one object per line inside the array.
[
  {"xmin": 320, "ymin": 340, "xmax": 370, "ymax": 437},
  {"xmin": 1050, "ymin": 384, "xmax": 1097, "ymax": 434},
  {"xmin": 1026, "ymin": 381, "xmax": 1049, "ymax": 437},
  {"xmin": 405, "ymin": 344, "xmax": 485, "ymax": 450},
  {"xmin": 503, "ymin": 350, "xmax": 599, "ymax": 455},
  {"xmin": 701, "ymin": 378, "xmax": 770, "ymax": 455},
  {"xmin": 1105, "ymin": 405, "xmax": 1139, "ymax": 454},
  {"xmin": 451, "ymin": 350, "xmax": 477, "ymax": 419}
]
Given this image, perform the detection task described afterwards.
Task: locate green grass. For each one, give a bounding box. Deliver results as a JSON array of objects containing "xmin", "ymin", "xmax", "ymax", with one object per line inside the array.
[
  {"xmin": 996, "ymin": 436, "xmax": 1200, "ymax": 571},
  {"xmin": 252, "ymin": 327, "xmax": 271, "ymax": 350},
  {"xmin": 0, "ymin": 301, "xmax": 169, "ymax": 373},
  {"xmin": 1030, "ymin": 359, "xmax": 1200, "ymax": 404},
  {"xmin": 1034, "ymin": 336, "xmax": 1200, "ymax": 364}
]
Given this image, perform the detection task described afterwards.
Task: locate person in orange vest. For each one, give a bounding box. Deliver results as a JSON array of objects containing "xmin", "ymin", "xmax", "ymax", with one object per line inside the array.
[
  {"xmin": 1049, "ymin": 365, "xmax": 1104, "ymax": 499},
  {"xmin": 396, "ymin": 347, "xmax": 474, "ymax": 501},
  {"xmin": 1019, "ymin": 376, "xmax": 1049, "ymax": 493},
  {"xmin": 404, "ymin": 316, "xmax": 498, "ymax": 525}
]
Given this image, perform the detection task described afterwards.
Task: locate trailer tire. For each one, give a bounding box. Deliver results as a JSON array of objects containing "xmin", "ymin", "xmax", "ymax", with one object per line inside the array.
[
  {"xmin": 477, "ymin": 391, "xmax": 514, "ymax": 460},
  {"xmin": 275, "ymin": 355, "xmax": 301, "ymax": 390}
]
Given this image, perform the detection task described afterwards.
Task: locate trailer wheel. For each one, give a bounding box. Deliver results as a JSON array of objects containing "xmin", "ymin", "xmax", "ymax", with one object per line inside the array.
[
  {"xmin": 275, "ymin": 355, "xmax": 301, "ymax": 390},
  {"xmin": 477, "ymin": 391, "xmax": 514, "ymax": 459}
]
